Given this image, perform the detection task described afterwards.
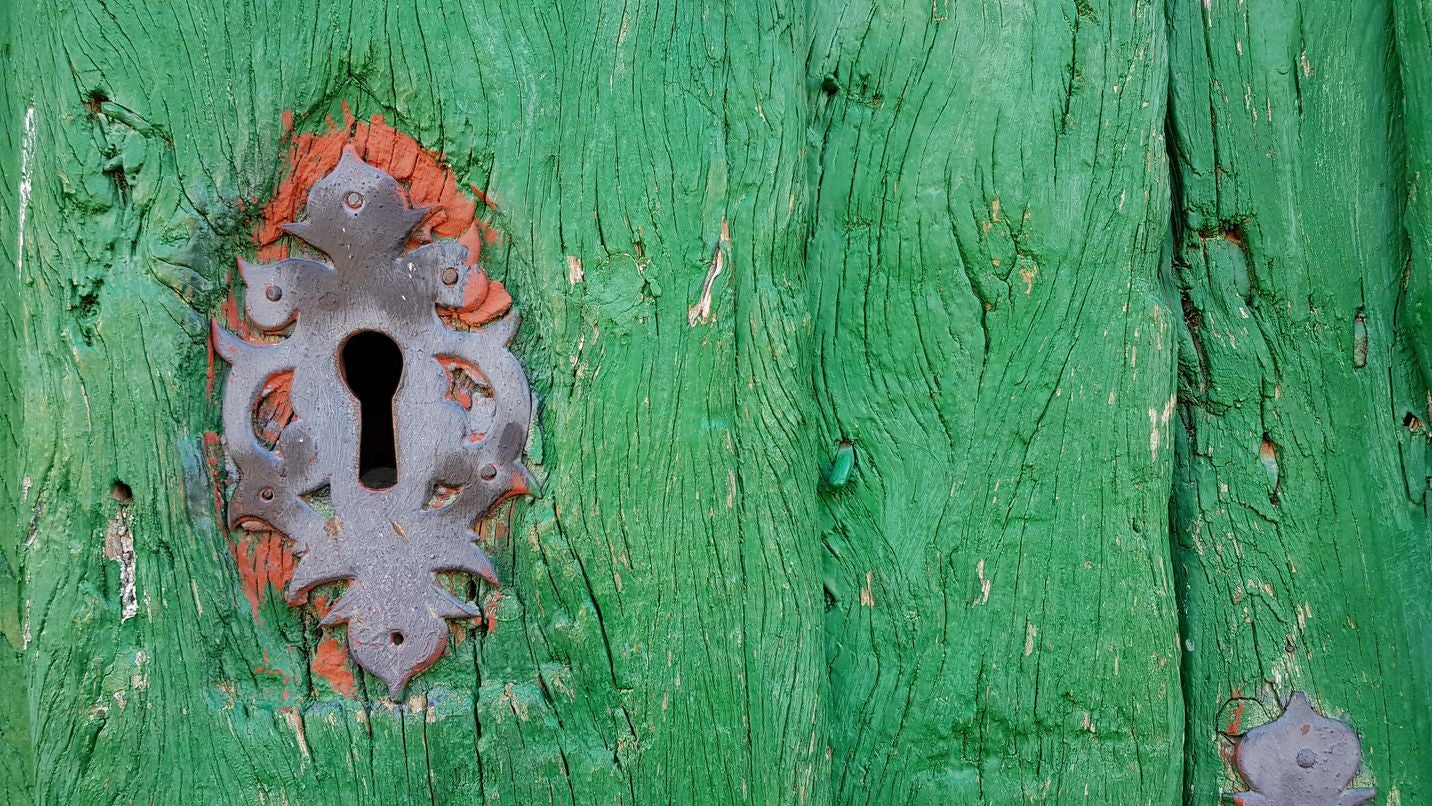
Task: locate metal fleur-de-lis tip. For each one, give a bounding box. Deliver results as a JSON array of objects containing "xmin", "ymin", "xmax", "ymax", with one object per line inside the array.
[
  {"xmin": 1228, "ymin": 691, "xmax": 1374, "ymax": 806},
  {"xmin": 213, "ymin": 147, "xmax": 533, "ymax": 698}
]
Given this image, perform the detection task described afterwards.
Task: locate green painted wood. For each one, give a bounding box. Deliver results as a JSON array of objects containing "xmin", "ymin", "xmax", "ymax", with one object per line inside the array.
[
  {"xmin": 0, "ymin": 1, "xmax": 34, "ymax": 800},
  {"xmin": 808, "ymin": 1, "xmax": 1184, "ymax": 802},
  {"xmin": 2, "ymin": 1, "xmax": 1431, "ymax": 804},
  {"xmin": 1169, "ymin": 1, "xmax": 1432, "ymax": 802},
  {"xmin": 3, "ymin": 2, "xmax": 824, "ymax": 804}
]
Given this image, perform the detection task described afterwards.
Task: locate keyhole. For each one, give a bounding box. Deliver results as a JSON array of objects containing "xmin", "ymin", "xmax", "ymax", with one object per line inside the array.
[{"xmin": 340, "ymin": 331, "xmax": 403, "ymax": 490}]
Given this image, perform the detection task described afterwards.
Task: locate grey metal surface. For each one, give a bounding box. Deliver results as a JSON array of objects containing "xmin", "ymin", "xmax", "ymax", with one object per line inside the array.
[
  {"xmin": 1229, "ymin": 691, "xmax": 1374, "ymax": 806},
  {"xmin": 214, "ymin": 147, "xmax": 532, "ymax": 698}
]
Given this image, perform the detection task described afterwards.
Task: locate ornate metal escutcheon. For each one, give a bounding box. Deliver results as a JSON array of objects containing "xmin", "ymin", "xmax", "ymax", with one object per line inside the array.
[
  {"xmin": 1229, "ymin": 691, "xmax": 1374, "ymax": 806},
  {"xmin": 213, "ymin": 146, "xmax": 532, "ymax": 698}
]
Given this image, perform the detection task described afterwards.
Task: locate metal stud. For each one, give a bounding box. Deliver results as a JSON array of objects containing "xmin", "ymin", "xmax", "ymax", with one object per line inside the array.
[{"xmin": 1228, "ymin": 691, "xmax": 1374, "ymax": 805}]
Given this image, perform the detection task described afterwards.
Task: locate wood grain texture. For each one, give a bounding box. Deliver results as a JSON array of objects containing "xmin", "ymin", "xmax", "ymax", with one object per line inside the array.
[
  {"xmin": 1169, "ymin": 0, "xmax": 1432, "ymax": 802},
  {"xmin": 2, "ymin": 1, "xmax": 1431, "ymax": 804},
  {"xmin": 0, "ymin": 1, "xmax": 34, "ymax": 799},
  {"xmin": 4, "ymin": 2, "xmax": 825, "ymax": 803},
  {"xmin": 808, "ymin": 2, "xmax": 1182, "ymax": 802}
]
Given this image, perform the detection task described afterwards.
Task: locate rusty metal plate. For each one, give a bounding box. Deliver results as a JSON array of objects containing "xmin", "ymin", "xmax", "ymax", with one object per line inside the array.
[
  {"xmin": 1229, "ymin": 691, "xmax": 1374, "ymax": 806},
  {"xmin": 213, "ymin": 147, "xmax": 531, "ymax": 698}
]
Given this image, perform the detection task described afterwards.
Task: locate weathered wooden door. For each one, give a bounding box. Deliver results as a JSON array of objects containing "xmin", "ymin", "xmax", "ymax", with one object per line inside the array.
[{"xmin": 3, "ymin": 1, "xmax": 1429, "ymax": 803}]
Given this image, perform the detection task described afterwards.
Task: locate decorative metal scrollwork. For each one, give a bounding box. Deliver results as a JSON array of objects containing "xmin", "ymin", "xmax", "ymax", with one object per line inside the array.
[
  {"xmin": 213, "ymin": 147, "xmax": 532, "ymax": 698},
  {"xmin": 1229, "ymin": 691, "xmax": 1374, "ymax": 806}
]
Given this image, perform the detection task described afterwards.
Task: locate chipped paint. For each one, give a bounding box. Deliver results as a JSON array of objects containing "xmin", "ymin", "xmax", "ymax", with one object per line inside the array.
[
  {"xmin": 16, "ymin": 106, "xmax": 35, "ymax": 277},
  {"xmin": 688, "ymin": 219, "xmax": 730, "ymax": 325},
  {"xmin": 311, "ymin": 634, "xmax": 355, "ymax": 696},
  {"xmin": 280, "ymin": 707, "xmax": 311, "ymax": 761},
  {"xmin": 103, "ymin": 507, "xmax": 138, "ymax": 622},
  {"xmin": 228, "ymin": 531, "xmax": 296, "ymax": 620}
]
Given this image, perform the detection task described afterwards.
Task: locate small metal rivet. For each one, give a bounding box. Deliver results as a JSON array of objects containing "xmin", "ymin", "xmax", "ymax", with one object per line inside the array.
[
  {"xmin": 1296, "ymin": 749, "xmax": 1317, "ymax": 768},
  {"xmin": 344, "ymin": 191, "xmax": 364, "ymax": 210},
  {"xmin": 441, "ymin": 267, "xmax": 460, "ymax": 286},
  {"xmin": 480, "ymin": 464, "xmax": 498, "ymax": 480},
  {"xmin": 265, "ymin": 285, "xmax": 283, "ymax": 302},
  {"xmin": 259, "ymin": 487, "xmax": 274, "ymax": 501}
]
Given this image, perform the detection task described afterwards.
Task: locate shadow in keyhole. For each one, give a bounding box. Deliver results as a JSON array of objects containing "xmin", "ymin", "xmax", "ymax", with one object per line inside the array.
[{"xmin": 340, "ymin": 331, "xmax": 403, "ymax": 490}]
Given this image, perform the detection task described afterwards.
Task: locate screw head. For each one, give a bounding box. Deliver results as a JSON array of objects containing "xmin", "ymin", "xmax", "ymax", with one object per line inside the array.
[
  {"xmin": 480, "ymin": 464, "xmax": 498, "ymax": 481},
  {"xmin": 1295, "ymin": 749, "xmax": 1317, "ymax": 769},
  {"xmin": 264, "ymin": 285, "xmax": 283, "ymax": 302},
  {"xmin": 259, "ymin": 487, "xmax": 274, "ymax": 501},
  {"xmin": 344, "ymin": 190, "xmax": 364, "ymax": 210},
  {"xmin": 441, "ymin": 267, "xmax": 460, "ymax": 286}
]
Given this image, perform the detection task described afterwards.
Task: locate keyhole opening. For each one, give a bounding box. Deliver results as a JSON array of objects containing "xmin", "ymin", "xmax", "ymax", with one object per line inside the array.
[{"xmin": 340, "ymin": 331, "xmax": 403, "ymax": 490}]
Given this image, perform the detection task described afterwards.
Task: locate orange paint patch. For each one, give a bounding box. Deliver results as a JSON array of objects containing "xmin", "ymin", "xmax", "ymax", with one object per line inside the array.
[
  {"xmin": 441, "ymin": 269, "xmax": 512, "ymax": 330},
  {"xmin": 438, "ymin": 356, "xmax": 488, "ymax": 409},
  {"xmin": 217, "ymin": 266, "xmax": 251, "ymax": 338},
  {"xmin": 508, "ymin": 473, "xmax": 530, "ymax": 498},
  {"xmin": 311, "ymin": 635, "xmax": 355, "ymax": 696},
  {"xmin": 202, "ymin": 432, "xmax": 227, "ymax": 527},
  {"xmin": 303, "ymin": 594, "xmax": 356, "ymax": 697},
  {"xmin": 1220, "ymin": 688, "xmax": 1246, "ymax": 765},
  {"xmin": 482, "ymin": 588, "xmax": 503, "ymax": 634},
  {"xmin": 1226, "ymin": 699, "xmax": 1245, "ymax": 735},
  {"xmin": 254, "ymin": 370, "xmax": 295, "ymax": 449},
  {"xmin": 229, "ymin": 531, "xmax": 296, "ymax": 620}
]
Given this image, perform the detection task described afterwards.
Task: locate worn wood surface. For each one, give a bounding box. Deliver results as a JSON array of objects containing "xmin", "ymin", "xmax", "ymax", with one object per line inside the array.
[
  {"xmin": 1, "ymin": 1, "xmax": 32, "ymax": 797},
  {"xmin": 809, "ymin": 1, "xmax": 1183, "ymax": 802},
  {"xmin": 1, "ymin": 1, "xmax": 1429, "ymax": 804},
  {"xmin": 3, "ymin": 3, "xmax": 824, "ymax": 804},
  {"xmin": 1169, "ymin": 2, "xmax": 1432, "ymax": 801}
]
